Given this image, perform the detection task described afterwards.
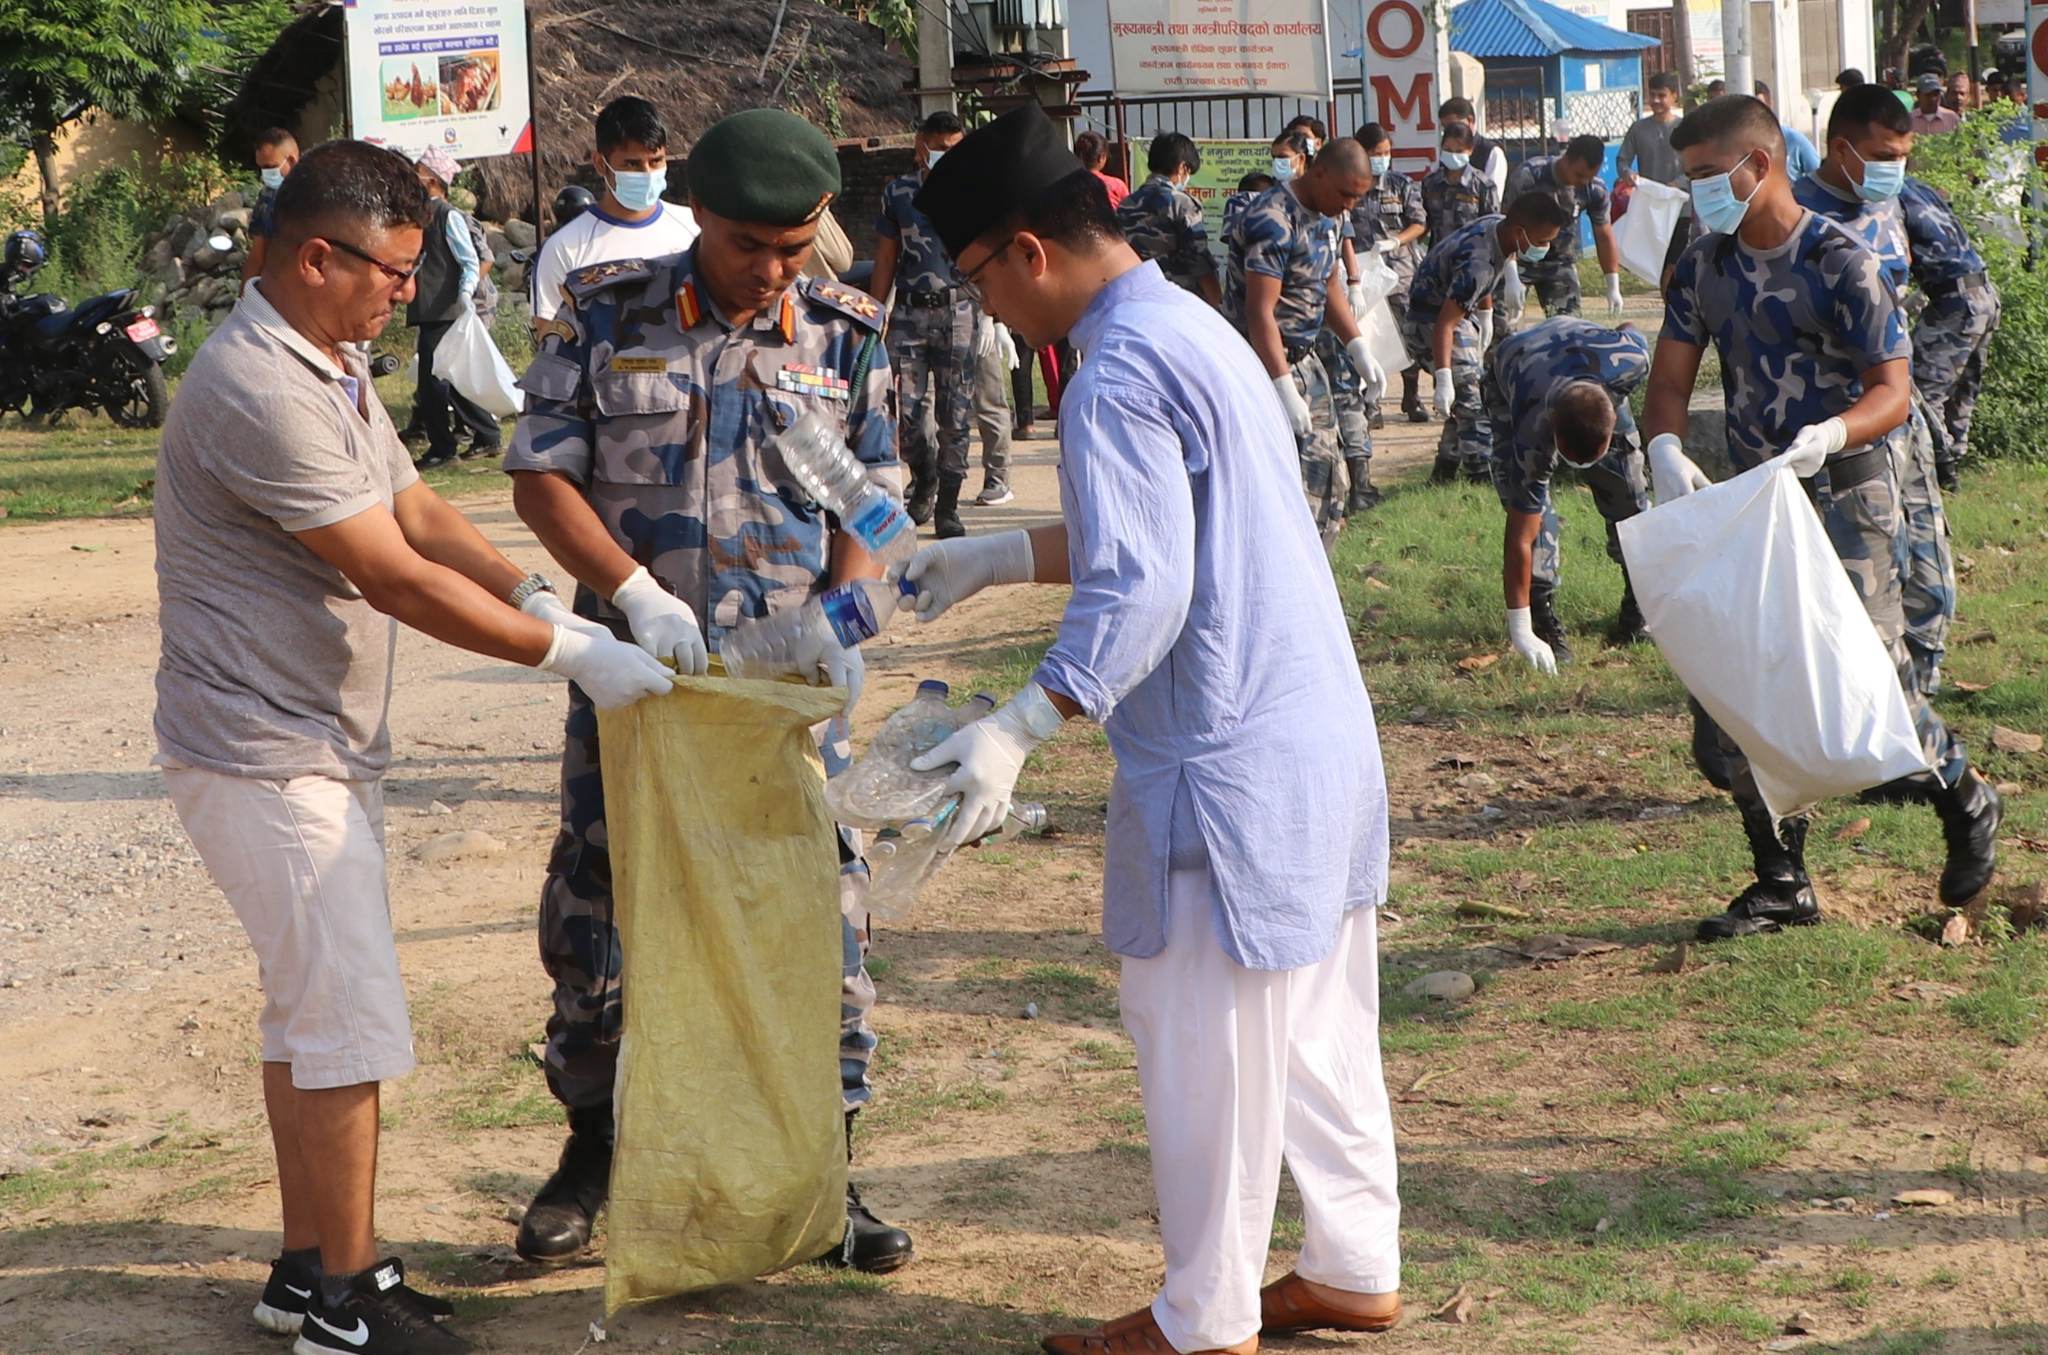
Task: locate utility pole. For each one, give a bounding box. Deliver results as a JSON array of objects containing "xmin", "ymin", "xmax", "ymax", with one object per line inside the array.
[
  {"xmin": 918, "ymin": 0, "xmax": 956, "ymax": 116},
  {"xmin": 1721, "ymin": 0, "xmax": 1752, "ymax": 96},
  {"xmin": 1671, "ymin": 0, "xmax": 1695, "ymax": 91}
]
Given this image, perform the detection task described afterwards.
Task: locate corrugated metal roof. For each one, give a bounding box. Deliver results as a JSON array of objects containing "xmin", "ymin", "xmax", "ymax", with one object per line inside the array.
[{"xmin": 1449, "ymin": 0, "xmax": 1662, "ymax": 58}]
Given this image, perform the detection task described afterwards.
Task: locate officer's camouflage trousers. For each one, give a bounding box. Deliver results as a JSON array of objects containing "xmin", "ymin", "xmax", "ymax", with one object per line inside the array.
[
  {"xmin": 889, "ymin": 298, "xmax": 975, "ymax": 488},
  {"xmin": 1521, "ymin": 261, "xmax": 1583, "ymax": 317},
  {"xmin": 1402, "ymin": 309, "xmax": 1489, "ymax": 476},
  {"xmin": 1287, "ymin": 347, "xmax": 1349, "ymax": 553},
  {"xmin": 1913, "ymin": 279, "xmax": 1999, "ymax": 468},
  {"xmin": 1692, "ymin": 464, "xmax": 1967, "ymax": 819},
  {"xmin": 1894, "ymin": 401, "xmax": 1957, "ymax": 694},
  {"xmin": 1313, "ymin": 327, "xmax": 1373, "ymax": 473},
  {"xmin": 539, "ymin": 635, "xmax": 878, "ymax": 1114}
]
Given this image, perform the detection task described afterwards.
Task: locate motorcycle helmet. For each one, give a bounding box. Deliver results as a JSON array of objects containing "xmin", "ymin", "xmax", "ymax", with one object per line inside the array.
[
  {"xmin": 4, "ymin": 230, "xmax": 47, "ymax": 280},
  {"xmin": 552, "ymin": 184, "xmax": 596, "ymax": 228}
]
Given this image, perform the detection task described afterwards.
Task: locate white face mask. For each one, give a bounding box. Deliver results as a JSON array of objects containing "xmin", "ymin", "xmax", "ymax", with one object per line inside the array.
[
  {"xmin": 1271, "ymin": 157, "xmax": 1298, "ymax": 182},
  {"xmin": 924, "ymin": 149, "xmax": 945, "ymax": 172},
  {"xmin": 259, "ymin": 167, "xmax": 285, "ymax": 191}
]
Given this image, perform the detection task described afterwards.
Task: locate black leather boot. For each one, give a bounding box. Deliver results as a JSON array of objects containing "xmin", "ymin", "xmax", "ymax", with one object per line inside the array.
[
  {"xmin": 515, "ymin": 1102, "xmax": 613, "ymax": 1263},
  {"xmin": 1529, "ymin": 585, "xmax": 1572, "ymax": 667},
  {"xmin": 1935, "ymin": 457, "xmax": 1960, "ymax": 493},
  {"xmin": 1429, "ymin": 455, "xmax": 1461, "ymax": 485},
  {"xmin": 933, "ymin": 476, "xmax": 966, "ymax": 540},
  {"xmin": 907, "ymin": 474, "xmax": 937, "ymax": 526},
  {"xmin": 1345, "ymin": 457, "xmax": 1380, "ymax": 515},
  {"xmin": 1607, "ymin": 576, "xmax": 1648, "ymax": 645},
  {"xmin": 1931, "ymin": 769, "xmax": 2001, "ymax": 905},
  {"xmin": 1699, "ymin": 807, "xmax": 1821, "ymax": 941},
  {"xmin": 1402, "ymin": 367, "xmax": 1426, "ymax": 422},
  {"xmin": 819, "ymin": 1112, "xmax": 914, "ymax": 1274}
]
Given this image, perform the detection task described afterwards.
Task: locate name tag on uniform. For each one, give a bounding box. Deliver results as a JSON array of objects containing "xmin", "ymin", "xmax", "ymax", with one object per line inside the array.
[
  {"xmin": 609, "ymin": 356, "xmax": 669, "ymax": 374},
  {"xmin": 776, "ymin": 363, "xmax": 851, "ymax": 401}
]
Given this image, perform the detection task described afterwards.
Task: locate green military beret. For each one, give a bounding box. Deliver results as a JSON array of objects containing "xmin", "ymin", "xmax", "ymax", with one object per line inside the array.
[{"xmin": 687, "ymin": 108, "xmax": 841, "ymax": 226}]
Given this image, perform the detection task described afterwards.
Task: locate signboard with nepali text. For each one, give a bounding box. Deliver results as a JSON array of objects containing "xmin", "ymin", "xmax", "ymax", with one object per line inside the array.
[
  {"xmin": 1187, "ymin": 139, "xmax": 1276, "ymax": 264},
  {"xmin": 1107, "ymin": 0, "xmax": 1334, "ymax": 99},
  {"xmin": 1357, "ymin": 0, "xmax": 1449, "ymax": 176},
  {"xmin": 343, "ymin": 0, "xmax": 534, "ymax": 161}
]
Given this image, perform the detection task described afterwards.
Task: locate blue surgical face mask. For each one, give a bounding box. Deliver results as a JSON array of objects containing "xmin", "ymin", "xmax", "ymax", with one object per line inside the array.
[
  {"xmin": 1520, "ymin": 240, "xmax": 1550, "ymax": 263},
  {"xmin": 603, "ymin": 157, "xmax": 664, "ymax": 212},
  {"xmin": 924, "ymin": 149, "xmax": 945, "ymax": 173},
  {"xmin": 1847, "ymin": 144, "xmax": 1905, "ymax": 202},
  {"xmin": 1369, "ymin": 154, "xmax": 1392, "ymax": 176},
  {"xmin": 1689, "ymin": 152, "xmax": 1762, "ymax": 234},
  {"xmin": 1440, "ymin": 150, "xmax": 1471, "ymax": 172},
  {"xmin": 259, "ymin": 166, "xmax": 285, "ymax": 191},
  {"xmin": 1271, "ymin": 157, "xmax": 1298, "ymax": 181}
]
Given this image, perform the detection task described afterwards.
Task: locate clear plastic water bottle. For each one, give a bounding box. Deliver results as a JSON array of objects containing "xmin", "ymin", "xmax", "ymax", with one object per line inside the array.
[
  {"xmin": 722, "ymin": 574, "xmax": 921, "ymax": 681},
  {"xmin": 775, "ymin": 411, "xmax": 915, "ymax": 568},
  {"xmin": 826, "ymin": 680, "xmax": 963, "ymax": 829},
  {"xmin": 866, "ymin": 801, "xmax": 1048, "ymax": 919}
]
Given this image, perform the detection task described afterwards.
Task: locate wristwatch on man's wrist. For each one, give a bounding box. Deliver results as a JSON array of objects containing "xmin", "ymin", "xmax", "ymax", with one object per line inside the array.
[{"xmin": 506, "ymin": 572, "xmax": 557, "ymax": 611}]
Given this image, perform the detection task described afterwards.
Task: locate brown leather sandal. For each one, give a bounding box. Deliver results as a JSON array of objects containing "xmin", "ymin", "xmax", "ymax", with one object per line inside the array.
[
  {"xmin": 1258, "ymin": 1272, "xmax": 1402, "ymax": 1334},
  {"xmin": 1040, "ymin": 1306, "xmax": 1257, "ymax": 1354}
]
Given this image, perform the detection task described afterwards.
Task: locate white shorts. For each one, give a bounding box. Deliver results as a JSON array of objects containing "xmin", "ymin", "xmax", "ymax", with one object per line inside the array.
[{"xmin": 162, "ymin": 765, "xmax": 416, "ymax": 1090}]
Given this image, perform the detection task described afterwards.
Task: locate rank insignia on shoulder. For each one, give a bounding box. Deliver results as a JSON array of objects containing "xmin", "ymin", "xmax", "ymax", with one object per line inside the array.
[
  {"xmin": 609, "ymin": 355, "xmax": 669, "ymax": 374},
  {"xmin": 567, "ymin": 258, "xmax": 651, "ymax": 300},
  {"xmin": 531, "ymin": 315, "xmax": 576, "ymax": 347},
  {"xmin": 805, "ymin": 279, "xmax": 884, "ymax": 326},
  {"xmin": 775, "ymin": 363, "xmax": 852, "ymax": 401}
]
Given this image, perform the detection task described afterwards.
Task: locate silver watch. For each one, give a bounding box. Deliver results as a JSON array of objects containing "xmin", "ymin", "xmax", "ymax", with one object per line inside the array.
[{"xmin": 507, "ymin": 572, "xmax": 557, "ymax": 611}]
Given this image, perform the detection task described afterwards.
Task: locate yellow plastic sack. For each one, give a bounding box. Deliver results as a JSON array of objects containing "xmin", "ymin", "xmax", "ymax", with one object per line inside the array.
[{"xmin": 595, "ymin": 673, "xmax": 849, "ymax": 1314}]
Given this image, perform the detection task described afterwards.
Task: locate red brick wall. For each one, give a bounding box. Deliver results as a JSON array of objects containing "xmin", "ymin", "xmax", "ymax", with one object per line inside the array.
[{"xmin": 834, "ymin": 141, "xmax": 918, "ymax": 262}]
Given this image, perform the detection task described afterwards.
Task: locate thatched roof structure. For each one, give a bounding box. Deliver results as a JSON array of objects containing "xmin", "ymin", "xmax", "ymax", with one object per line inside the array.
[{"xmin": 230, "ymin": 0, "xmax": 917, "ymax": 222}]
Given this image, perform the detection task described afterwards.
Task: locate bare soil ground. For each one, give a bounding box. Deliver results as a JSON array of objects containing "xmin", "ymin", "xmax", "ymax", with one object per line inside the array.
[{"xmin": 2, "ymin": 395, "xmax": 2045, "ymax": 1355}]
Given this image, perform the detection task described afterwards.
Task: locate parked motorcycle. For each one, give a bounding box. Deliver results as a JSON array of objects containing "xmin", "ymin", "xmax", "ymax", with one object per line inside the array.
[{"xmin": 0, "ymin": 229, "xmax": 181, "ymax": 429}]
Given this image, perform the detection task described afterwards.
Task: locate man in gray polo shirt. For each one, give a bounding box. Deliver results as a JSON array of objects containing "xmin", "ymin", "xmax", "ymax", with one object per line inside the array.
[{"xmin": 154, "ymin": 139, "xmax": 669, "ymax": 1355}]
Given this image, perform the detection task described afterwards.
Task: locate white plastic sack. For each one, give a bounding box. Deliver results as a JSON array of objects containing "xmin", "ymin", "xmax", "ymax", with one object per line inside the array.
[
  {"xmin": 1616, "ymin": 454, "xmax": 1931, "ymax": 822},
  {"xmin": 1350, "ymin": 252, "xmax": 1409, "ymax": 378},
  {"xmin": 432, "ymin": 306, "xmax": 522, "ymax": 417},
  {"xmin": 1614, "ymin": 178, "xmax": 1689, "ymax": 287}
]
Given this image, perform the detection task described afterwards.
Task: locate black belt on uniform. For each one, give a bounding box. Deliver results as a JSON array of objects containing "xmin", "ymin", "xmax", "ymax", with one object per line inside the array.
[
  {"xmin": 902, "ymin": 287, "xmax": 959, "ymax": 308},
  {"xmin": 1921, "ymin": 269, "xmax": 1988, "ymax": 299},
  {"xmin": 1284, "ymin": 341, "xmax": 1315, "ymax": 366},
  {"xmin": 1799, "ymin": 443, "xmax": 1888, "ymax": 502}
]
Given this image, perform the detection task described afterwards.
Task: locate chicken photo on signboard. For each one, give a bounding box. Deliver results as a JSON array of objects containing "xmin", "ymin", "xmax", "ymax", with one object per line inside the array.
[
  {"xmin": 439, "ymin": 52, "xmax": 501, "ymax": 115},
  {"xmin": 380, "ymin": 58, "xmax": 438, "ymax": 121}
]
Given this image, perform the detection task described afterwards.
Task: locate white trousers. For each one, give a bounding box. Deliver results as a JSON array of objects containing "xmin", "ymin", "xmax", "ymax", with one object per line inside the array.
[{"xmin": 1119, "ymin": 868, "xmax": 1401, "ymax": 1352}]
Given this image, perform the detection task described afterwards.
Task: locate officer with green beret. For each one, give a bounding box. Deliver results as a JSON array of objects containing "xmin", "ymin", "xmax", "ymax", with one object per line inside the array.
[{"xmin": 506, "ymin": 106, "xmax": 915, "ymax": 1273}]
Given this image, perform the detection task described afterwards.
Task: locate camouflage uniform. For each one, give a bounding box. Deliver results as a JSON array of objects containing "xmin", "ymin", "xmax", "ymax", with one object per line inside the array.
[
  {"xmin": 1794, "ymin": 174, "xmax": 1957, "ymax": 692},
  {"xmin": 1900, "ymin": 176, "xmax": 2000, "ymax": 472},
  {"xmin": 1483, "ymin": 317, "xmax": 1650, "ymax": 594},
  {"xmin": 1502, "ymin": 156, "xmax": 1610, "ymax": 316},
  {"xmin": 1663, "ymin": 218, "xmax": 1968, "ymax": 821},
  {"xmin": 877, "ymin": 171, "xmax": 977, "ymax": 494},
  {"xmin": 1319, "ymin": 173, "xmax": 1426, "ymax": 492},
  {"xmin": 1224, "ymin": 184, "xmax": 1349, "ymax": 547},
  {"xmin": 507, "ymin": 250, "xmax": 900, "ymax": 1113},
  {"xmin": 1118, "ymin": 174, "xmax": 1219, "ymax": 298},
  {"xmin": 1403, "ymin": 215, "xmax": 1514, "ymax": 478},
  {"xmin": 1314, "ymin": 213, "xmax": 1371, "ymax": 500},
  {"xmin": 1420, "ymin": 166, "xmax": 1500, "ymax": 248}
]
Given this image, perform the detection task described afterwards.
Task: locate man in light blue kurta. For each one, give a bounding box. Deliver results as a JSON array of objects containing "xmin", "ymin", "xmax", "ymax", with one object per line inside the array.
[{"xmin": 899, "ymin": 103, "xmax": 1402, "ymax": 1355}]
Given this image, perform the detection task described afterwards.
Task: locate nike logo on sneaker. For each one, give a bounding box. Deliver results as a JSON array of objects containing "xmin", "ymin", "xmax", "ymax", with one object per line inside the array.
[
  {"xmin": 309, "ymin": 1314, "xmax": 371, "ymax": 1346},
  {"xmin": 284, "ymin": 1284, "xmax": 312, "ymax": 1299}
]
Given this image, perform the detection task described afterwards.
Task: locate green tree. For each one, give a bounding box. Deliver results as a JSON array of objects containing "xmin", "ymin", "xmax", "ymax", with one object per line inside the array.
[{"xmin": 0, "ymin": 0, "xmax": 220, "ymax": 228}]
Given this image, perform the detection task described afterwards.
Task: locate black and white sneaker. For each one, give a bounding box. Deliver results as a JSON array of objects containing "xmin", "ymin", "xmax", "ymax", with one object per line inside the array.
[
  {"xmin": 254, "ymin": 1252, "xmax": 318, "ymax": 1334},
  {"xmin": 293, "ymin": 1258, "xmax": 470, "ymax": 1355}
]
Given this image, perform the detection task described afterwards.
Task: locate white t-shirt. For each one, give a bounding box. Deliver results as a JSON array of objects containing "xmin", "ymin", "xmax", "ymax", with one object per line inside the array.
[{"xmin": 529, "ymin": 202, "xmax": 699, "ymax": 321}]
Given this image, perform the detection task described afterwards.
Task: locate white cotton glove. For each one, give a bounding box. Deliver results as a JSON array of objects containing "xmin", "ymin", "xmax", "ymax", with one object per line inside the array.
[
  {"xmin": 994, "ymin": 321, "xmax": 1019, "ymax": 370},
  {"xmin": 1274, "ymin": 374, "xmax": 1313, "ymax": 440},
  {"xmin": 1346, "ymin": 279, "xmax": 1369, "ymax": 321},
  {"xmin": 538, "ymin": 626, "xmax": 675, "ymax": 709},
  {"xmin": 905, "ymin": 529, "xmax": 1036, "ymax": 622},
  {"xmin": 975, "ymin": 313, "xmax": 998, "ymax": 360},
  {"xmin": 1502, "ymin": 260, "xmax": 1526, "ymax": 317},
  {"xmin": 1604, "ymin": 271, "xmax": 1624, "ymax": 317},
  {"xmin": 1344, "ymin": 335, "xmax": 1386, "ymax": 406},
  {"xmin": 1506, "ymin": 606, "xmax": 1558, "ymax": 676},
  {"xmin": 1433, "ymin": 366, "xmax": 1456, "ymax": 418},
  {"xmin": 1648, "ymin": 432, "xmax": 1711, "ymax": 505},
  {"xmin": 610, "ymin": 565, "xmax": 709, "ymax": 676},
  {"xmin": 909, "ymin": 682, "xmax": 1063, "ymax": 846},
  {"xmin": 1476, "ymin": 308, "xmax": 1495, "ymax": 350},
  {"xmin": 1782, "ymin": 417, "xmax": 1848, "ymax": 477},
  {"xmin": 790, "ymin": 605, "xmax": 866, "ymax": 715},
  {"xmin": 520, "ymin": 586, "xmax": 611, "ymax": 642}
]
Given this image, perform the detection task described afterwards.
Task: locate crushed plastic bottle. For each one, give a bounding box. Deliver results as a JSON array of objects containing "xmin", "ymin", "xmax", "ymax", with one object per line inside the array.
[
  {"xmin": 826, "ymin": 680, "xmax": 966, "ymax": 829},
  {"xmin": 774, "ymin": 411, "xmax": 915, "ymax": 568},
  {"xmin": 867, "ymin": 801, "xmax": 1049, "ymax": 920}
]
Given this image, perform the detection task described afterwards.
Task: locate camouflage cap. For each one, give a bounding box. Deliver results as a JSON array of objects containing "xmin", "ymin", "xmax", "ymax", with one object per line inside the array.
[{"xmin": 687, "ymin": 108, "xmax": 841, "ymax": 226}]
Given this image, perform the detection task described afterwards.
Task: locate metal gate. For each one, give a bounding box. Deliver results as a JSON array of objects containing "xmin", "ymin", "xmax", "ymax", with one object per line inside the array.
[{"xmin": 1075, "ymin": 80, "xmax": 1371, "ymax": 151}]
